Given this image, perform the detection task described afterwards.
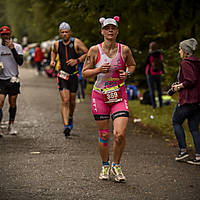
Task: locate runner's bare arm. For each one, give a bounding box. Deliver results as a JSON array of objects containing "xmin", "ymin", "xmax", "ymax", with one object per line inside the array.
[
  {"xmin": 50, "ymin": 41, "xmax": 58, "ymax": 67},
  {"xmin": 66, "ymin": 38, "xmax": 88, "ymax": 66},
  {"xmin": 75, "ymin": 38, "xmax": 88, "ymax": 62},
  {"xmin": 82, "ymin": 46, "xmax": 101, "ymax": 78},
  {"xmin": 119, "ymin": 45, "xmax": 136, "ymax": 80},
  {"xmin": 123, "ymin": 45, "xmax": 136, "ymax": 74}
]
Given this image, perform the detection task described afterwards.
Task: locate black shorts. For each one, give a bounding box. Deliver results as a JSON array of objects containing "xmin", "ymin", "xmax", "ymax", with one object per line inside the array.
[
  {"xmin": 0, "ymin": 79, "xmax": 20, "ymax": 96},
  {"xmin": 57, "ymin": 75, "xmax": 78, "ymax": 93}
]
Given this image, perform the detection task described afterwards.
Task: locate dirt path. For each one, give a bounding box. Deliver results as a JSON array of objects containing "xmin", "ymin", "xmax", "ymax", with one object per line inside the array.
[{"xmin": 0, "ymin": 68, "xmax": 199, "ymax": 200}]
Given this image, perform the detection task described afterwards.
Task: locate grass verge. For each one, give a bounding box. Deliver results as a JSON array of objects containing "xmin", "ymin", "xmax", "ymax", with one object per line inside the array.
[{"xmin": 128, "ymin": 97, "xmax": 194, "ymax": 149}]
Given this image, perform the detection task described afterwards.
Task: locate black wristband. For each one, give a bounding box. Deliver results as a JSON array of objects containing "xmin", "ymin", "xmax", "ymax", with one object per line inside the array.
[{"xmin": 77, "ymin": 58, "xmax": 80, "ymax": 64}]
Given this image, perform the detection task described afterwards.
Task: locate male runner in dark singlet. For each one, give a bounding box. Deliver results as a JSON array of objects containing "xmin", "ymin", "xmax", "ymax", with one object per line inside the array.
[{"xmin": 50, "ymin": 22, "xmax": 88, "ymax": 136}]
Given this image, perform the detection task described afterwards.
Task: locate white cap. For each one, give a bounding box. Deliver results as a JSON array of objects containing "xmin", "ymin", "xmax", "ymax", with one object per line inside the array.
[
  {"xmin": 99, "ymin": 16, "xmax": 119, "ymax": 29},
  {"xmin": 59, "ymin": 22, "xmax": 71, "ymax": 31}
]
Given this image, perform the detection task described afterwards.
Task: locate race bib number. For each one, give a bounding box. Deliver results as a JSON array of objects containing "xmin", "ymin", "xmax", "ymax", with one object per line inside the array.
[
  {"xmin": 58, "ymin": 70, "xmax": 69, "ymax": 80},
  {"xmin": 103, "ymin": 87, "xmax": 122, "ymax": 104}
]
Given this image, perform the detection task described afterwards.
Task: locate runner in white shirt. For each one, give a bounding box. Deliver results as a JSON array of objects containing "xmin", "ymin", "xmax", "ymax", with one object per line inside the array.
[{"xmin": 0, "ymin": 26, "xmax": 23, "ymax": 136}]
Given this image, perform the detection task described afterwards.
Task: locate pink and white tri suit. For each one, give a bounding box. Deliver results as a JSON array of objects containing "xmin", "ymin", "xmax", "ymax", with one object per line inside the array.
[{"xmin": 91, "ymin": 43, "xmax": 129, "ymax": 120}]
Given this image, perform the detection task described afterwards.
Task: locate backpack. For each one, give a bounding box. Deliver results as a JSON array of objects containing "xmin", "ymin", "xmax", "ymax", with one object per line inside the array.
[
  {"xmin": 127, "ymin": 85, "xmax": 138, "ymax": 100},
  {"xmin": 152, "ymin": 56, "xmax": 164, "ymax": 72},
  {"xmin": 140, "ymin": 90, "xmax": 152, "ymax": 105}
]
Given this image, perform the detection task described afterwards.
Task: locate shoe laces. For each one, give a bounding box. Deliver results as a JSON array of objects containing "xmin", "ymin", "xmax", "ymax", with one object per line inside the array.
[
  {"xmin": 102, "ymin": 165, "xmax": 109, "ymax": 175},
  {"xmin": 9, "ymin": 126, "xmax": 17, "ymax": 134},
  {"xmin": 114, "ymin": 165, "xmax": 123, "ymax": 175},
  {"xmin": 179, "ymin": 151, "xmax": 187, "ymax": 156},
  {"xmin": 9, "ymin": 125, "xmax": 14, "ymax": 130}
]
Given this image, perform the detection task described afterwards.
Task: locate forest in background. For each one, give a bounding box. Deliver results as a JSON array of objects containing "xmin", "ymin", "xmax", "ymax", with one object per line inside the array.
[{"xmin": 0, "ymin": 0, "xmax": 200, "ymax": 88}]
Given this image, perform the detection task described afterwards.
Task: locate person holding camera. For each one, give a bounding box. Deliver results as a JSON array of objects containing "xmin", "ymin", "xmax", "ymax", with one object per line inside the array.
[
  {"xmin": 0, "ymin": 26, "xmax": 23, "ymax": 136},
  {"xmin": 171, "ymin": 38, "xmax": 200, "ymax": 165}
]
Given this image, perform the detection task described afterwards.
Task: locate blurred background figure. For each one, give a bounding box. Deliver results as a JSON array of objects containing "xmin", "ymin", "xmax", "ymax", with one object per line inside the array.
[
  {"xmin": 43, "ymin": 47, "xmax": 51, "ymax": 67},
  {"xmin": 29, "ymin": 46, "xmax": 36, "ymax": 68},
  {"xmin": 77, "ymin": 61, "xmax": 87, "ymax": 103},
  {"xmin": 34, "ymin": 43, "xmax": 44, "ymax": 75},
  {"xmin": 43, "ymin": 47, "xmax": 57, "ymax": 78},
  {"xmin": 145, "ymin": 41, "xmax": 164, "ymax": 109}
]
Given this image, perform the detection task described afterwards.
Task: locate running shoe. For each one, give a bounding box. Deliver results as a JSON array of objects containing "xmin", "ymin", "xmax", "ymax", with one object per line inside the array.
[
  {"xmin": 0, "ymin": 121, "xmax": 8, "ymax": 129},
  {"xmin": 76, "ymin": 99, "xmax": 81, "ymax": 103},
  {"xmin": 111, "ymin": 162, "xmax": 126, "ymax": 182},
  {"xmin": 68, "ymin": 117, "xmax": 73, "ymax": 130},
  {"xmin": 0, "ymin": 128, "xmax": 3, "ymax": 137},
  {"xmin": 8, "ymin": 124, "xmax": 18, "ymax": 135},
  {"xmin": 81, "ymin": 98, "xmax": 85, "ymax": 102},
  {"xmin": 64, "ymin": 125, "xmax": 71, "ymax": 137},
  {"xmin": 187, "ymin": 158, "xmax": 200, "ymax": 165},
  {"xmin": 175, "ymin": 151, "xmax": 189, "ymax": 161},
  {"xmin": 99, "ymin": 165, "xmax": 110, "ymax": 180}
]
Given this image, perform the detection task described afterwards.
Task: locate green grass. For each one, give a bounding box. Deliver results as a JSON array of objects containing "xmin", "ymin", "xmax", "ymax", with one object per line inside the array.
[{"xmin": 128, "ymin": 98, "xmax": 194, "ymax": 148}]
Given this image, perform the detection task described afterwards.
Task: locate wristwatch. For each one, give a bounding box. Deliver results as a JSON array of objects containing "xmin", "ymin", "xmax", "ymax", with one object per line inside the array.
[{"xmin": 126, "ymin": 71, "xmax": 131, "ymax": 77}]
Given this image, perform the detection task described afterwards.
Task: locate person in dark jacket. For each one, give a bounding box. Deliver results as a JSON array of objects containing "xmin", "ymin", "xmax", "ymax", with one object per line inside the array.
[
  {"xmin": 145, "ymin": 42, "xmax": 164, "ymax": 109},
  {"xmin": 172, "ymin": 38, "xmax": 200, "ymax": 165}
]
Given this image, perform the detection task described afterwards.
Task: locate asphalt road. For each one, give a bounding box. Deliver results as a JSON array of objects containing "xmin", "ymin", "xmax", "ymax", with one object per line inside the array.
[{"xmin": 0, "ymin": 68, "xmax": 200, "ymax": 200}]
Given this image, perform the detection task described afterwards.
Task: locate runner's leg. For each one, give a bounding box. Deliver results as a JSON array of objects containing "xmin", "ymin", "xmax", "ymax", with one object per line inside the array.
[
  {"xmin": 0, "ymin": 94, "xmax": 6, "ymax": 123},
  {"xmin": 69, "ymin": 92, "xmax": 76, "ymax": 118},
  {"xmin": 0, "ymin": 94, "xmax": 6, "ymax": 136},
  {"xmin": 8, "ymin": 95, "xmax": 18, "ymax": 124},
  {"xmin": 96, "ymin": 119, "xmax": 110, "ymax": 162},
  {"xmin": 113, "ymin": 117, "xmax": 128, "ymax": 164},
  {"xmin": 60, "ymin": 90, "xmax": 70, "ymax": 125},
  {"xmin": 7, "ymin": 95, "xmax": 18, "ymax": 135}
]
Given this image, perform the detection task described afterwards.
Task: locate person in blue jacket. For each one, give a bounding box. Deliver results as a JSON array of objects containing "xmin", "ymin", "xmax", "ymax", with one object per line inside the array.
[{"xmin": 77, "ymin": 61, "xmax": 87, "ymax": 103}]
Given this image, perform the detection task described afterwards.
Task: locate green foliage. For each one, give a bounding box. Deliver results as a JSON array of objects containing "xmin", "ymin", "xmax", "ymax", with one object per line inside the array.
[
  {"xmin": 0, "ymin": 0, "xmax": 8, "ymax": 26},
  {"xmin": 5, "ymin": 0, "xmax": 32, "ymax": 40},
  {"xmin": 1, "ymin": 0, "xmax": 200, "ymax": 85},
  {"xmin": 162, "ymin": 45, "xmax": 181, "ymax": 90}
]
